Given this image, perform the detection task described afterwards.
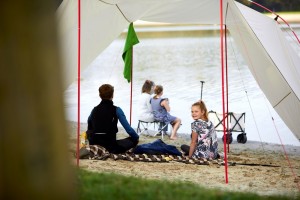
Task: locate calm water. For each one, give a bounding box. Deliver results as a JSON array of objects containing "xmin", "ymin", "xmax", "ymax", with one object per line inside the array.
[{"xmin": 64, "ymin": 25, "xmax": 300, "ymax": 146}]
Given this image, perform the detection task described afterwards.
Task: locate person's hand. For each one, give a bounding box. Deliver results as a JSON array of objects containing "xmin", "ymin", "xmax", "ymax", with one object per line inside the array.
[{"xmin": 165, "ymin": 98, "xmax": 169, "ymax": 103}]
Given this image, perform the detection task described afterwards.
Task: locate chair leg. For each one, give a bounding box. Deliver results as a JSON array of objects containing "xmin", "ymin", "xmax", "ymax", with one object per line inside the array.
[
  {"xmin": 137, "ymin": 120, "xmax": 151, "ymax": 135},
  {"xmin": 161, "ymin": 123, "xmax": 168, "ymax": 140},
  {"xmin": 141, "ymin": 122, "xmax": 149, "ymax": 135},
  {"xmin": 137, "ymin": 121, "xmax": 141, "ymax": 135},
  {"xmin": 154, "ymin": 122, "xmax": 168, "ymax": 139},
  {"xmin": 137, "ymin": 120, "xmax": 146, "ymax": 135}
]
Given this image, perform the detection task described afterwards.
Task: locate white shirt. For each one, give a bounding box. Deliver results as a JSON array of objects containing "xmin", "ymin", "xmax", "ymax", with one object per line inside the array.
[{"xmin": 138, "ymin": 93, "xmax": 154, "ymax": 122}]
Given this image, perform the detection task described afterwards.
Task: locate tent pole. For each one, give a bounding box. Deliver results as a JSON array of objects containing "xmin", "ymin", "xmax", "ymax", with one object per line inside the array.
[
  {"xmin": 220, "ymin": 0, "xmax": 228, "ymax": 184},
  {"xmin": 129, "ymin": 48, "xmax": 133, "ymax": 125},
  {"xmin": 200, "ymin": 81, "xmax": 205, "ymax": 100},
  {"xmin": 76, "ymin": 0, "xmax": 81, "ymax": 167},
  {"xmin": 225, "ymin": 25, "xmax": 230, "ymax": 153}
]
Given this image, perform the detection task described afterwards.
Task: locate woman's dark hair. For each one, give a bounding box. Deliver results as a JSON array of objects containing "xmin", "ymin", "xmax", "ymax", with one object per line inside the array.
[
  {"xmin": 99, "ymin": 84, "xmax": 114, "ymax": 100},
  {"xmin": 141, "ymin": 80, "xmax": 154, "ymax": 94}
]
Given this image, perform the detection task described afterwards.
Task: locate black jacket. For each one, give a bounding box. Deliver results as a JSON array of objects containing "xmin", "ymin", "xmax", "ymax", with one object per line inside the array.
[{"xmin": 87, "ymin": 99, "xmax": 118, "ymax": 151}]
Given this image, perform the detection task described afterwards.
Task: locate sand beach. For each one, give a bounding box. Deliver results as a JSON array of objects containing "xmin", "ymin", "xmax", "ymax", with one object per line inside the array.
[
  {"xmin": 67, "ymin": 13, "xmax": 300, "ymax": 199},
  {"xmin": 63, "ymin": 12, "xmax": 300, "ymax": 199},
  {"xmin": 68, "ymin": 121, "xmax": 300, "ymax": 198}
]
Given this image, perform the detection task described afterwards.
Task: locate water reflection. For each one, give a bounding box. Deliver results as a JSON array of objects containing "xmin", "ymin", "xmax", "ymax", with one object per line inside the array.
[{"xmin": 65, "ymin": 25, "xmax": 300, "ymax": 146}]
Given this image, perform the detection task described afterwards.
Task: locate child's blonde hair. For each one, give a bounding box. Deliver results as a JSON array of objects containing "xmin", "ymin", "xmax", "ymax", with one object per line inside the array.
[
  {"xmin": 153, "ymin": 85, "xmax": 163, "ymax": 98},
  {"xmin": 192, "ymin": 100, "xmax": 208, "ymax": 121}
]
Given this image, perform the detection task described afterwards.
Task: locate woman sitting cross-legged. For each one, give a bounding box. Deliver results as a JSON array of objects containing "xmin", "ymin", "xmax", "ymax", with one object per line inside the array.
[{"xmin": 86, "ymin": 84, "xmax": 139, "ymax": 154}]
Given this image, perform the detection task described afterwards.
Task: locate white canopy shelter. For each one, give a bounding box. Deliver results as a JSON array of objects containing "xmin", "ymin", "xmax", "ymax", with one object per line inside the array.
[{"xmin": 56, "ymin": 0, "xmax": 300, "ymax": 142}]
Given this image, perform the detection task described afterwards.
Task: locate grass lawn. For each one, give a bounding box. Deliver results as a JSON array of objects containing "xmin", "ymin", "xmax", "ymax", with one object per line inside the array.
[{"xmin": 77, "ymin": 169, "xmax": 293, "ymax": 200}]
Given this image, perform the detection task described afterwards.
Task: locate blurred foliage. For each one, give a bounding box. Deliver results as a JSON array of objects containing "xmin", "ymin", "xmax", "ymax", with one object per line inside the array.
[{"xmin": 236, "ymin": 0, "xmax": 300, "ymax": 12}]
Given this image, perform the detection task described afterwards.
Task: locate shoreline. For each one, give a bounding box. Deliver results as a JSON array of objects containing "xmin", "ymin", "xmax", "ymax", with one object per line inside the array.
[
  {"xmin": 67, "ymin": 120, "xmax": 300, "ymax": 149},
  {"xmin": 120, "ymin": 16, "xmax": 300, "ymax": 38},
  {"xmin": 134, "ymin": 13, "xmax": 300, "ymax": 27},
  {"xmin": 68, "ymin": 121, "xmax": 300, "ymax": 197}
]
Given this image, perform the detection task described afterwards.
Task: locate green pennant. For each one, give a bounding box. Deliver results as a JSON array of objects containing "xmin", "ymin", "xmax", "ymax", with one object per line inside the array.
[{"xmin": 122, "ymin": 23, "xmax": 139, "ymax": 83}]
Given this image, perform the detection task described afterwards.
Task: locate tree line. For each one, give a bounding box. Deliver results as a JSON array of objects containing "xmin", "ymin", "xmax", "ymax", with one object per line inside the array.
[{"xmin": 237, "ymin": 0, "xmax": 300, "ymax": 12}]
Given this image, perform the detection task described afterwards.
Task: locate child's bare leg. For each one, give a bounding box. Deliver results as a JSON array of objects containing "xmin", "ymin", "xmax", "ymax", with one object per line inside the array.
[{"xmin": 170, "ymin": 118, "xmax": 181, "ymax": 140}]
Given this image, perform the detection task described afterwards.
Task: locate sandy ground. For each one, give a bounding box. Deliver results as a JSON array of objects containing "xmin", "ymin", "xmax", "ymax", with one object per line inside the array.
[
  {"xmin": 67, "ymin": 121, "xmax": 300, "ymax": 198},
  {"xmin": 66, "ymin": 13, "xmax": 300, "ymax": 199}
]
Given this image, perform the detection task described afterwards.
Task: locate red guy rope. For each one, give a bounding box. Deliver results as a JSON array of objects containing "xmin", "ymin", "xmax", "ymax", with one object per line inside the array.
[{"xmin": 249, "ymin": 0, "xmax": 300, "ymax": 45}]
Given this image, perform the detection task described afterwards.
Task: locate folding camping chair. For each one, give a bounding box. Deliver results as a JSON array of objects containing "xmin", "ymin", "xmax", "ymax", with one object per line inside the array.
[
  {"xmin": 137, "ymin": 120, "xmax": 168, "ymax": 140},
  {"xmin": 208, "ymin": 110, "xmax": 247, "ymax": 144}
]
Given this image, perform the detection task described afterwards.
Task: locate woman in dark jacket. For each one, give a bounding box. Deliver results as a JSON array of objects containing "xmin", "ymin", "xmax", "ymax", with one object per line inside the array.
[{"xmin": 87, "ymin": 84, "xmax": 139, "ymax": 153}]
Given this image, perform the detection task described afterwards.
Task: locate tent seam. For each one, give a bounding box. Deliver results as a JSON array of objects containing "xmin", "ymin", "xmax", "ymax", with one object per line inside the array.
[
  {"xmin": 98, "ymin": 0, "xmax": 114, "ymax": 5},
  {"xmin": 116, "ymin": 4, "xmax": 131, "ymax": 23},
  {"xmin": 98, "ymin": 0, "xmax": 131, "ymax": 22},
  {"xmin": 273, "ymin": 92, "xmax": 291, "ymax": 108}
]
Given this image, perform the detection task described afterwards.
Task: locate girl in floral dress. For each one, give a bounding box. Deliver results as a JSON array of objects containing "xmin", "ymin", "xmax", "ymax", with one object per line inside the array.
[{"xmin": 181, "ymin": 100, "xmax": 218, "ymax": 159}]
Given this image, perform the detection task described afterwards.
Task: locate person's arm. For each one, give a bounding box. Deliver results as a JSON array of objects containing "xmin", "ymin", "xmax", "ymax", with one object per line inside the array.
[
  {"xmin": 189, "ymin": 131, "xmax": 198, "ymax": 158},
  {"xmin": 116, "ymin": 107, "xmax": 139, "ymax": 140},
  {"xmin": 87, "ymin": 108, "xmax": 95, "ymax": 131},
  {"xmin": 161, "ymin": 98, "xmax": 170, "ymax": 112},
  {"xmin": 146, "ymin": 95, "xmax": 152, "ymax": 112}
]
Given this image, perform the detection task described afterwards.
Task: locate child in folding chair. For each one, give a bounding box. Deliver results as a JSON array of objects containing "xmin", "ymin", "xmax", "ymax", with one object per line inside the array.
[
  {"xmin": 151, "ymin": 85, "xmax": 181, "ymax": 140},
  {"xmin": 181, "ymin": 100, "xmax": 219, "ymax": 159}
]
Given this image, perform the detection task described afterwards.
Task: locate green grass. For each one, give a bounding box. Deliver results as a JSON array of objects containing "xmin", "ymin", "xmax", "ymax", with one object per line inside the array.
[{"xmin": 78, "ymin": 169, "xmax": 292, "ymax": 200}]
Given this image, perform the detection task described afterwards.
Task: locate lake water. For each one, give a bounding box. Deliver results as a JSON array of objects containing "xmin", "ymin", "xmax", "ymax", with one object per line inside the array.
[{"xmin": 64, "ymin": 24, "xmax": 300, "ymax": 146}]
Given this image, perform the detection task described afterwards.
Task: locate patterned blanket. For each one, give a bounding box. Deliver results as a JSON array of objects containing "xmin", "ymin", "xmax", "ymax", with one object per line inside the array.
[{"xmin": 78, "ymin": 145, "xmax": 226, "ymax": 166}]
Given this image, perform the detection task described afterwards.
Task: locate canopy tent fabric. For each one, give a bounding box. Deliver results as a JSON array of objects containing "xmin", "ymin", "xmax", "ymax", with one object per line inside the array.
[
  {"xmin": 56, "ymin": 0, "xmax": 129, "ymax": 89},
  {"xmin": 56, "ymin": 0, "xmax": 300, "ymax": 141},
  {"xmin": 224, "ymin": 2, "xmax": 300, "ymax": 141}
]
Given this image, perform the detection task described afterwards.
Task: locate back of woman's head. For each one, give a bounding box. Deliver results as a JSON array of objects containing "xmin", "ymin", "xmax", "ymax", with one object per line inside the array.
[
  {"xmin": 141, "ymin": 80, "xmax": 155, "ymax": 94},
  {"xmin": 154, "ymin": 85, "xmax": 163, "ymax": 95},
  {"xmin": 192, "ymin": 100, "xmax": 208, "ymax": 121},
  {"xmin": 99, "ymin": 84, "xmax": 114, "ymax": 100}
]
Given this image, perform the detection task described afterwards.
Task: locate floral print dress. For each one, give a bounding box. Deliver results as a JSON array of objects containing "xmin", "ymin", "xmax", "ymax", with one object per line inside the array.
[{"xmin": 191, "ymin": 119, "xmax": 218, "ymax": 159}]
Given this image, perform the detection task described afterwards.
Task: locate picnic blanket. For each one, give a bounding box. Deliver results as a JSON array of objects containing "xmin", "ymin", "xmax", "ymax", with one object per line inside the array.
[
  {"xmin": 77, "ymin": 139, "xmax": 225, "ymax": 165},
  {"xmin": 132, "ymin": 139, "xmax": 181, "ymax": 155}
]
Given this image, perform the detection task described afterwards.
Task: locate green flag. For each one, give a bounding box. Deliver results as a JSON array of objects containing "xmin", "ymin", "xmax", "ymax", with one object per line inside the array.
[{"xmin": 122, "ymin": 23, "xmax": 139, "ymax": 83}]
